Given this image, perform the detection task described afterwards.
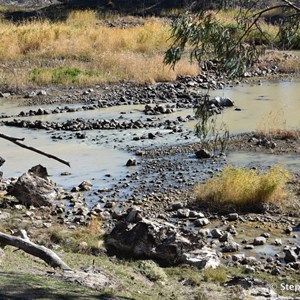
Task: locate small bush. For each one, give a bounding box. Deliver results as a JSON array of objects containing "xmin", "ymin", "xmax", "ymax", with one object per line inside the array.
[
  {"xmin": 31, "ymin": 67, "xmax": 82, "ymax": 84},
  {"xmin": 203, "ymin": 267, "xmax": 227, "ymax": 283},
  {"xmin": 137, "ymin": 260, "xmax": 167, "ymax": 282},
  {"xmin": 194, "ymin": 166, "xmax": 291, "ymax": 212}
]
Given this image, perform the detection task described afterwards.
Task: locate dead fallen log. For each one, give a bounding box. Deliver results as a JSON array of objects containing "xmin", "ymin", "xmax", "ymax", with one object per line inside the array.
[
  {"xmin": 0, "ymin": 230, "xmax": 71, "ymax": 271},
  {"xmin": 0, "ymin": 132, "xmax": 70, "ymax": 167}
]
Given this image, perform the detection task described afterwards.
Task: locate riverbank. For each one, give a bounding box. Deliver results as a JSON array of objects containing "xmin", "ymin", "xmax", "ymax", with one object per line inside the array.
[
  {"xmin": 0, "ymin": 7, "xmax": 300, "ymax": 298},
  {"xmin": 1, "ymin": 75, "xmax": 300, "ymax": 299}
]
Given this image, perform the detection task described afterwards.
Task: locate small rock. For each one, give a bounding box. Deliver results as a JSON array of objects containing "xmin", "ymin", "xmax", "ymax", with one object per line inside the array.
[
  {"xmin": 253, "ymin": 237, "xmax": 267, "ymax": 246},
  {"xmin": 0, "ymin": 92, "xmax": 10, "ymax": 98},
  {"xmin": 78, "ymin": 180, "xmax": 93, "ymax": 191},
  {"xmin": 241, "ymin": 256, "xmax": 257, "ymax": 265},
  {"xmin": 182, "ymin": 247, "xmax": 220, "ymax": 269},
  {"xmin": 274, "ymin": 239, "xmax": 282, "ymax": 246},
  {"xmin": 171, "ymin": 202, "xmax": 185, "ymax": 210},
  {"xmin": 244, "ymin": 266, "xmax": 255, "ymax": 274},
  {"xmin": 284, "ymin": 249, "xmax": 298, "ymax": 263},
  {"xmin": 211, "ymin": 228, "xmax": 223, "ymax": 239},
  {"xmin": 227, "ymin": 213, "xmax": 239, "ymax": 221},
  {"xmin": 195, "ymin": 149, "xmax": 213, "ymax": 159},
  {"xmin": 244, "ymin": 244, "xmax": 254, "ymax": 250},
  {"xmin": 285, "ymin": 226, "xmax": 293, "ymax": 234},
  {"xmin": 194, "ymin": 218, "xmax": 210, "ymax": 227},
  {"xmin": 232, "ymin": 253, "xmax": 245, "ymax": 262},
  {"xmin": 37, "ymin": 90, "xmax": 47, "ymax": 96},
  {"xmin": 222, "ymin": 241, "xmax": 240, "ymax": 252},
  {"xmin": 271, "ymin": 268, "xmax": 280, "ymax": 275},
  {"xmin": 226, "ymin": 225, "xmax": 237, "ymax": 235},
  {"xmin": 189, "ymin": 211, "xmax": 204, "ymax": 218},
  {"xmin": 260, "ymin": 232, "xmax": 270, "ymax": 238},
  {"xmin": 219, "ymin": 232, "xmax": 233, "ymax": 243},
  {"xmin": 177, "ymin": 209, "xmax": 190, "ymax": 218},
  {"xmin": 126, "ymin": 158, "xmax": 137, "ymax": 167}
]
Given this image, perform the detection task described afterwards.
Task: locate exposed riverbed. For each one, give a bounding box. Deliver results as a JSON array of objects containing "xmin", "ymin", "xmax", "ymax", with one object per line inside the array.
[{"xmin": 1, "ymin": 78, "xmax": 300, "ymax": 190}]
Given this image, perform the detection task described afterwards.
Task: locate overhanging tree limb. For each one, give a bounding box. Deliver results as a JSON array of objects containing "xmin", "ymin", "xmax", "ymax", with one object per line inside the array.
[
  {"xmin": 0, "ymin": 133, "xmax": 70, "ymax": 167},
  {"xmin": 165, "ymin": 0, "xmax": 300, "ymax": 78}
]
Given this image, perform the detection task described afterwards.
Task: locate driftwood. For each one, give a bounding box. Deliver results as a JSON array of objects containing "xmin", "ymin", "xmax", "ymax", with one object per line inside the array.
[
  {"xmin": 0, "ymin": 230, "xmax": 71, "ymax": 270},
  {"xmin": 0, "ymin": 132, "xmax": 70, "ymax": 167}
]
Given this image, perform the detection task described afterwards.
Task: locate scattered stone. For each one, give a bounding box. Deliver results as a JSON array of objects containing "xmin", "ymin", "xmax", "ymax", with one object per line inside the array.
[
  {"xmin": 194, "ymin": 218, "xmax": 210, "ymax": 227},
  {"xmin": 232, "ymin": 253, "xmax": 245, "ymax": 262},
  {"xmin": 182, "ymin": 247, "xmax": 220, "ymax": 269},
  {"xmin": 210, "ymin": 96, "xmax": 234, "ymax": 107},
  {"xmin": 244, "ymin": 266, "xmax": 255, "ymax": 274},
  {"xmin": 0, "ymin": 92, "xmax": 10, "ymax": 98},
  {"xmin": 78, "ymin": 180, "xmax": 93, "ymax": 191},
  {"xmin": 253, "ymin": 237, "xmax": 267, "ymax": 246},
  {"xmin": 171, "ymin": 202, "xmax": 185, "ymax": 210},
  {"xmin": 126, "ymin": 158, "xmax": 137, "ymax": 167},
  {"xmin": 177, "ymin": 208, "xmax": 190, "ymax": 218},
  {"xmin": 0, "ymin": 157, "xmax": 5, "ymax": 167},
  {"xmin": 219, "ymin": 232, "xmax": 233, "ymax": 243},
  {"xmin": 227, "ymin": 213, "xmax": 239, "ymax": 221},
  {"xmin": 211, "ymin": 228, "xmax": 223, "ymax": 239},
  {"xmin": 241, "ymin": 256, "xmax": 257, "ymax": 265},
  {"xmin": 195, "ymin": 149, "xmax": 213, "ymax": 159},
  {"xmin": 226, "ymin": 225, "xmax": 237, "ymax": 235},
  {"xmin": 222, "ymin": 241, "xmax": 240, "ymax": 252},
  {"xmin": 37, "ymin": 90, "xmax": 47, "ymax": 96},
  {"xmin": 284, "ymin": 249, "xmax": 298, "ymax": 263},
  {"xmin": 285, "ymin": 226, "xmax": 293, "ymax": 234},
  {"xmin": 189, "ymin": 211, "xmax": 204, "ymax": 218},
  {"xmin": 271, "ymin": 268, "xmax": 280, "ymax": 275},
  {"xmin": 244, "ymin": 245, "xmax": 254, "ymax": 250},
  {"xmin": 260, "ymin": 232, "xmax": 270, "ymax": 238}
]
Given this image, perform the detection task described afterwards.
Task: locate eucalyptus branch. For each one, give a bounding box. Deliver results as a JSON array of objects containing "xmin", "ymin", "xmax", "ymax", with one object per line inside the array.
[{"xmin": 282, "ymin": 0, "xmax": 300, "ymax": 12}]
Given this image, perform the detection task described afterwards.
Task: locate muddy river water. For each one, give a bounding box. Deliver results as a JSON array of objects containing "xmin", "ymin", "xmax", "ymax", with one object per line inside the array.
[{"xmin": 1, "ymin": 78, "xmax": 300, "ymax": 190}]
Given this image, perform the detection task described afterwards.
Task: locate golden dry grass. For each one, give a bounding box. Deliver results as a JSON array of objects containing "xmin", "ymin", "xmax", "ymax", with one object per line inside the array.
[
  {"xmin": 0, "ymin": 11, "xmax": 199, "ymax": 87},
  {"xmin": 256, "ymin": 108, "xmax": 299, "ymax": 140},
  {"xmin": 194, "ymin": 166, "xmax": 291, "ymax": 211}
]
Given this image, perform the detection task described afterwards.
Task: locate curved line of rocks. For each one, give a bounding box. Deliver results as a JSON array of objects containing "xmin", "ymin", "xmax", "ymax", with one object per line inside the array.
[{"xmin": 2, "ymin": 116, "xmax": 195, "ymax": 132}]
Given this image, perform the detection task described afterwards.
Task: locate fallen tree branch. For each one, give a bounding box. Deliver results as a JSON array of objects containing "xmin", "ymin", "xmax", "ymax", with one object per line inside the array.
[
  {"xmin": 0, "ymin": 231, "xmax": 71, "ymax": 271},
  {"xmin": 0, "ymin": 133, "xmax": 70, "ymax": 167}
]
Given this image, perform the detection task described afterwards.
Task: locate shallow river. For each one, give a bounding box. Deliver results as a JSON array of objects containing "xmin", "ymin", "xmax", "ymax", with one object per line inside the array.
[{"xmin": 0, "ymin": 78, "xmax": 300, "ymax": 189}]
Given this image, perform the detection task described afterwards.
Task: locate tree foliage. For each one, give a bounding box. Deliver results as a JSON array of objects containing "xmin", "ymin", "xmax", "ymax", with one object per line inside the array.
[{"xmin": 165, "ymin": 0, "xmax": 300, "ymax": 78}]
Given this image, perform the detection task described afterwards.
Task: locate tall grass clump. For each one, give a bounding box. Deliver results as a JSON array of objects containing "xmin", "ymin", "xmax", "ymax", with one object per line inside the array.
[
  {"xmin": 194, "ymin": 166, "xmax": 291, "ymax": 212},
  {"xmin": 256, "ymin": 108, "xmax": 299, "ymax": 140}
]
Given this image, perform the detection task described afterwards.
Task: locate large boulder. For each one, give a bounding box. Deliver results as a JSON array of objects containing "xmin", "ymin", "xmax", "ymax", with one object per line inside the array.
[
  {"xmin": 106, "ymin": 208, "xmax": 191, "ymax": 265},
  {"xmin": 106, "ymin": 208, "xmax": 216, "ymax": 268},
  {"xmin": 8, "ymin": 165, "xmax": 57, "ymax": 207},
  {"xmin": 209, "ymin": 96, "xmax": 234, "ymax": 107}
]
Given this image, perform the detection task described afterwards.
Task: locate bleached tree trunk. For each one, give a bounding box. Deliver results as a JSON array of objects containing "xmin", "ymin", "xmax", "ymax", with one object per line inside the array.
[{"xmin": 0, "ymin": 231, "xmax": 71, "ymax": 271}]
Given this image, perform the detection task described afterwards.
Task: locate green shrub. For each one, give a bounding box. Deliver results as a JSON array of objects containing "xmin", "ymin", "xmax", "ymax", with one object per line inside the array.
[
  {"xmin": 31, "ymin": 67, "xmax": 82, "ymax": 84},
  {"xmin": 203, "ymin": 267, "xmax": 227, "ymax": 283},
  {"xmin": 137, "ymin": 260, "xmax": 167, "ymax": 282}
]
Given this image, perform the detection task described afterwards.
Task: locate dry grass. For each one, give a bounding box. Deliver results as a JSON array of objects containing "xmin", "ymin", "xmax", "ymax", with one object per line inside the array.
[
  {"xmin": 203, "ymin": 267, "xmax": 228, "ymax": 283},
  {"xmin": 256, "ymin": 108, "xmax": 299, "ymax": 140},
  {"xmin": 194, "ymin": 166, "xmax": 291, "ymax": 212},
  {"xmin": 0, "ymin": 11, "xmax": 199, "ymax": 87}
]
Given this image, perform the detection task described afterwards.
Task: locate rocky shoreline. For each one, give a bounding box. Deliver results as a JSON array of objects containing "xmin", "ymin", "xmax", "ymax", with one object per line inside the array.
[{"xmin": 0, "ymin": 71, "xmax": 300, "ymax": 299}]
